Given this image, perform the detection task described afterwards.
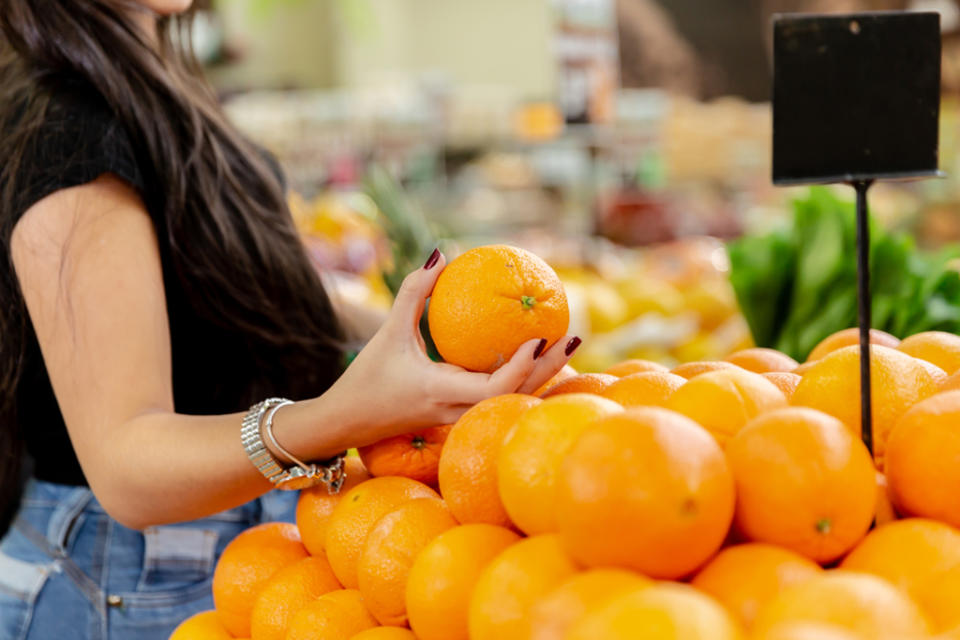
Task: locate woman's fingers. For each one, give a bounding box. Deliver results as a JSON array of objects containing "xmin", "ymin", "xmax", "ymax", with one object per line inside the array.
[
  {"xmin": 386, "ymin": 249, "xmax": 445, "ymax": 341},
  {"xmin": 516, "ymin": 335, "xmax": 579, "ymax": 395}
]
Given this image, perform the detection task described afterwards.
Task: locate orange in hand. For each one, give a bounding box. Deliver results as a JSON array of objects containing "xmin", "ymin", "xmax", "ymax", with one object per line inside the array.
[
  {"xmin": 438, "ymin": 393, "xmax": 541, "ymax": 528},
  {"xmin": 358, "ymin": 425, "xmax": 451, "ymax": 486},
  {"xmin": 212, "ymin": 522, "xmax": 308, "ymax": 638},
  {"xmin": 428, "ymin": 244, "xmax": 569, "ymax": 372}
]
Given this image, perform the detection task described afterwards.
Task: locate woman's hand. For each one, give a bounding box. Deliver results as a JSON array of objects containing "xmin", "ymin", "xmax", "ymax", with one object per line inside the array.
[{"xmin": 325, "ymin": 250, "xmax": 578, "ymax": 446}]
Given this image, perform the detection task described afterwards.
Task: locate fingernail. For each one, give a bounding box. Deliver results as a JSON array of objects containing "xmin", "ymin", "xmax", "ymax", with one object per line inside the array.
[
  {"xmin": 533, "ymin": 338, "xmax": 547, "ymax": 360},
  {"xmin": 423, "ymin": 248, "xmax": 441, "ymax": 270},
  {"xmin": 564, "ymin": 337, "xmax": 581, "ymax": 356}
]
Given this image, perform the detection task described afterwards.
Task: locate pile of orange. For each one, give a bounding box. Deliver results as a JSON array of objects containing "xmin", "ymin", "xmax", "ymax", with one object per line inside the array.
[{"xmin": 169, "ymin": 246, "xmax": 960, "ymax": 640}]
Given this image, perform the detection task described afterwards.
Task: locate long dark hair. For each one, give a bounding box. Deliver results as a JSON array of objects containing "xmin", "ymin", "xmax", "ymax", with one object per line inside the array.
[{"xmin": 0, "ymin": 1, "xmax": 344, "ymax": 526}]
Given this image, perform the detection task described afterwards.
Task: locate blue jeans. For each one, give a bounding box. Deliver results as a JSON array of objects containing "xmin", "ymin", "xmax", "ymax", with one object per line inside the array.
[{"xmin": 0, "ymin": 479, "xmax": 298, "ymax": 640}]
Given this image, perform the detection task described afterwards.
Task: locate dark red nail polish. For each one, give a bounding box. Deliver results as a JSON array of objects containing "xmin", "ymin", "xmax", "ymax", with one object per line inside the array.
[
  {"xmin": 564, "ymin": 336, "xmax": 581, "ymax": 356},
  {"xmin": 423, "ymin": 248, "xmax": 441, "ymax": 269},
  {"xmin": 533, "ymin": 338, "xmax": 547, "ymax": 360}
]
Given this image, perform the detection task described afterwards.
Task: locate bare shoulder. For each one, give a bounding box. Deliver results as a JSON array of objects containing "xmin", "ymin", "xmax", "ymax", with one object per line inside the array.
[{"xmin": 11, "ymin": 173, "xmax": 156, "ymax": 271}]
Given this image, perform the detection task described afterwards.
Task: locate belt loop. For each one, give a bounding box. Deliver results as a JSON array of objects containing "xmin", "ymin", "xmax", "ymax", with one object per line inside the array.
[{"xmin": 47, "ymin": 487, "xmax": 93, "ymax": 550}]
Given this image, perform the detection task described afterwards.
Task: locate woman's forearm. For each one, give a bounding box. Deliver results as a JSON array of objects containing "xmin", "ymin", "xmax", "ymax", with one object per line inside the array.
[{"xmin": 95, "ymin": 393, "xmax": 360, "ymax": 530}]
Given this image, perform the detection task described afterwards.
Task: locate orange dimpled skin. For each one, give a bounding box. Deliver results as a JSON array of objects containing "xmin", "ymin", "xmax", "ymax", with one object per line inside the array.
[
  {"xmin": 724, "ymin": 348, "xmax": 799, "ymax": 374},
  {"xmin": 806, "ymin": 327, "xmax": 900, "ymax": 362},
  {"xmin": 666, "ymin": 368, "xmax": 786, "ymax": 447},
  {"xmin": 406, "ymin": 524, "xmax": 521, "ymax": 640},
  {"xmin": 357, "ymin": 498, "xmax": 458, "ymax": 626},
  {"xmin": 528, "ymin": 569, "xmax": 650, "ymax": 640},
  {"xmin": 897, "ymin": 331, "xmax": 960, "ymax": 375},
  {"xmin": 725, "ymin": 408, "xmax": 876, "ymax": 564},
  {"xmin": 539, "ymin": 373, "xmax": 618, "ymax": 398},
  {"xmin": 438, "ymin": 394, "xmax": 541, "ymax": 528},
  {"xmin": 348, "ymin": 628, "xmax": 418, "ymax": 640},
  {"xmin": 600, "ymin": 371, "xmax": 685, "ymax": 408},
  {"xmin": 468, "ymin": 534, "xmax": 579, "ymax": 640},
  {"xmin": 691, "ymin": 543, "xmax": 822, "ymax": 629},
  {"xmin": 428, "ymin": 245, "xmax": 569, "ymax": 372},
  {"xmin": 603, "ymin": 359, "xmax": 668, "ymax": 377},
  {"xmin": 761, "ymin": 372, "xmax": 802, "ymax": 399},
  {"xmin": 886, "ymin": 391, "xmax": 960, "ymax": 529},
  {"xmin": 791, "ymin": 345, "xmax": 945, "ymax": 464},
  {"xmin": 297, "ymin": 457, "xmax": 373, "ymax": 556},
  {"xmin": 556, "ymin": 408, "xmax": 735, "ymax": 579},
  {"xmin": 168, "ymin": 610, "xmax": 234, "ymax": 640},
  {"xmin": 211, "ymin": 522, "xmax": 309, "ymax": 638},
  {"xmin": 671, "ymin": 360, "xmax": 740, "ymax": 379},
  {"xmin": 325, "ymin": 476, "xmax": 439, "ymax": 588},
  {"xmin": 358, "ymin": 425, "xmax": 452, "ymax": 486},
  {"xmin": 498, "ymin": 394, "xmax": 623, "ymax": 535},
  {"xmin": 250, "ymin": 555, "xmax": 342, "ymax": 640},
  {"xmin": 284, "ymin": 589, "xmax": 377, "ymax": 640}
]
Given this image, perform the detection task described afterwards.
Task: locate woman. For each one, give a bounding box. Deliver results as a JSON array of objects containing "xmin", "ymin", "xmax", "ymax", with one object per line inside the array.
[{"xmin": 0, "ymin": 2, "xmax": 577, "ymax": 638}]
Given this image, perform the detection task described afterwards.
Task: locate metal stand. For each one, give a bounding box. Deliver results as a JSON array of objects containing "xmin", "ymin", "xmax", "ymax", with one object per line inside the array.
[{"xmin": 852, "ymin": 179, "xmax": 874, "ymax": 455}]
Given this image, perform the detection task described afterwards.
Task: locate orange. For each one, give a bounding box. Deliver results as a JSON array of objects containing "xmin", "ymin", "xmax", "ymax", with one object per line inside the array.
[
  {"xmin": 297, "ymin": 457, "xmax": 373, "ymax": 556},
  {"xmin": 666, "ymin": 368, "xmax": 786, "ymax": 446},
  {"xmin": 348, "ymin": 629, "xmax": 418, "ymax": 640},
  {"xmin": 566, "ymin": 582, "xmax": 743, "ymax": 640},
  {"xmin": 671, "ymin": 360, "xmax": 740, "ymax": 379},
  {"xmin": 942, "ymin": 370, "xmax": 960, "ymax": 392},
  {"xmin": 886, "ymin": 391, "xmax": 960, "ymax": 528},
  {"xmin": 874, "ymin": 471, "xmax": 897, "ymax": 527},
  {"xmin": 691, "ymin": 543, "xmax": 822, "ymax": 629},
  {"xmin": 406, "ymin": 523, "xmax": 521, "ymax": 640},
  {"xmin": 604, "ymin": 359, "xmax": 669, "ymax": 377},
  {"xmin": 468, "ymin": 534, "xmax": 578, "ymax": 640},
  {"xmin": 791, "ymin": 361, "xmax": 816, "ymax": 376},
  {"xmin": 790, "ymin": 345, "xmax": 945, "ymax": 463},
  {"xmin": 761, "ymin": 372, "xmax": 802, "ymax": 399},
  {"xmin": 528, "ymin": 569, "xmax": 650, "ymax": 640},
  {"xmin": 912, "ymin": 563, "xmax": 960, "ymax": 632},
  {"xmin": 556, "ymin": 408, "xmax": 734, "ymax": 579},
  {"xmin": 754, "ymin": 622, "xmax": 865, "ymax": 640},
  {"xmin": 428, "ymin": 245, "xmax": 569, "ymax": 372},
  {"xmin": 840, "ymin": 518, "xmax": 960, "ymax": 594},
  {"xmin": 357, "ymin": 498, "xmax": 457, "ymax": 626},
  {"xmin": 539, "ymin": 373, "xmax": 618, "ymax": 398},
  {"xmin": 212, "ymin": 522, "xmax": 308, "ymax": 638},
  {"xmin": 806, "ymin": 327, "xmax": 900, "ymax": 362},
  {"xmin": 599, "ymin": 371, "xmax": 685, "ymax": 408},
  {"xmin": 169, "ymin": 611, "xmax": 234, "ymax": 640},
  {"xmin": 325, "ymin": 476, "xmax": 439, "ymax": 588},
  {"xmin": 897, "ymin": 331, "xmax": 960, "ymax": 375},
  {"xmin": 532, "ymin": 364, "xmax": 578, "ymax": 397},
  {"xmin": 752, "ymin": 570, "xmax": 930, "ymax": 639},
  {"xmin": 438, "ymin": 393, "xmax": 540, "ymax": 527},
  {"xmin": 250, "ymin": 556, "xmax": 342, "ymax": 640},
  {"xmin": 725, "ymin": 407, "xmax": 876, "ymax": 563},
  {"xmin": 498, "ymin": 393, "xmax": 622, "ymax": 535},
  {"xmin": 724, "ymin": 348, "xmax": 798, "ymax": 373},
  {"xmin": 285, "ymin": 589, "xmax": 377, "ymax": 640},
  {"xmin": 358, "ymin": 425, "xmax": 451, "ymax": 486}
]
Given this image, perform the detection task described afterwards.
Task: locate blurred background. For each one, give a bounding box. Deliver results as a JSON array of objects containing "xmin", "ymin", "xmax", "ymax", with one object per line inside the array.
[{"xmin": 190, "ymin": 0, "xmax": 960, "ymax": 368}]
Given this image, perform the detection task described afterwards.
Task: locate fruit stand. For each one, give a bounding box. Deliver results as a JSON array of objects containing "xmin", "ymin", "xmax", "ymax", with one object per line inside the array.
[{"xmin": 168, "ymin": 5, "xmax": 960, "ymax": 640}]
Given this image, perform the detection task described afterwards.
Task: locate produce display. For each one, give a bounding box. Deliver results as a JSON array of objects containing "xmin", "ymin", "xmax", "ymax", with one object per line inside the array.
[{"xmin": 170, "ymin": 245, "xmax": 960, "ymax": 640}]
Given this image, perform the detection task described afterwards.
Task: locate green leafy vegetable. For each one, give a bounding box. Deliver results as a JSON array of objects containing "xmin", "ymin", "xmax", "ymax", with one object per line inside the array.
[{"xmin": 729, "ymin": 187, "xmax": 960, "ymax": 361}]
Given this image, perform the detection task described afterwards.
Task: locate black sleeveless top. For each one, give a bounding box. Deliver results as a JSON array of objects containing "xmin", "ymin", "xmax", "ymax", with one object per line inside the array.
[{"xmin": 5, "ymin": 81, "xmax": 315, "ymax": 486}]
